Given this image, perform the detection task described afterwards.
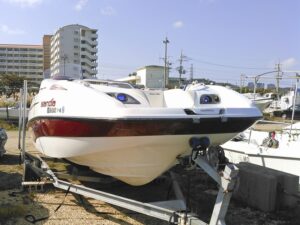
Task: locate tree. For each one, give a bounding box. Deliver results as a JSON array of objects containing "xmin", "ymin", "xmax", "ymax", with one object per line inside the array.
[{"xmin": 0, "ymin": 74, "xmax": 25, "ymax": 99}]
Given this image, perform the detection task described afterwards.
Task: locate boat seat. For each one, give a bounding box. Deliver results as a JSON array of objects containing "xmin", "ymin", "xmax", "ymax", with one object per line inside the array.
[
  {"xmin": 164, "ymin": 89, "xmax": 194, "ymax": 108},
  {"xmin": 143, "ymin": 90, "xmax": 165, "ymax": 107}
]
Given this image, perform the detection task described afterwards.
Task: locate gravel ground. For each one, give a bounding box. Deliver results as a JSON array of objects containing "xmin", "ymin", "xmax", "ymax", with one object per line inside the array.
[{"xmin": 0, "ymin": 130, "xmax": 299, "ymax": 225}]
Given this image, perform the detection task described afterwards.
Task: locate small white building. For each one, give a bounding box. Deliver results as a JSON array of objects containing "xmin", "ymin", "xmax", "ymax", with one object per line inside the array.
[{"xmin": 136, "ymin": 65, "xmax": 165, "ymax": 89}]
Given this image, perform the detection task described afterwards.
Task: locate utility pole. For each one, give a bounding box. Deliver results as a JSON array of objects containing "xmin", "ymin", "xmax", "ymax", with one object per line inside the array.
[
  {"xmin": 275, "ymin": 63, "xmax": 282, "ymax": 101},
  {"xmin": 190, "ymin": 64, "xmax": 194, "ymax": 82},
  {"xmin": 163, "ymin": 37, "xmax": 169, "ymax": 88},
  {"xmin": 177, "ymin": 50, "xmax": 189, "ymax": 87}
]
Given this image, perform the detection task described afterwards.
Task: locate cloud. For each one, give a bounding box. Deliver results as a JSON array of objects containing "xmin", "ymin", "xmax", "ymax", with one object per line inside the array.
[
  {"xmin": 2, "ymin": 0, "xmax": 43, "ymax": 7},
  {"xmin": 101, "ymin": 6, "xmax": 116, "ymax": 16},
  {"xmin": 0, "ymin": 24, "xmax": 25, "ymax": 35},
  {"xmin": 173, "ymin": 21, "xmax": 184, "ymax": 29},
  {"xmin": 198, "ymin": 0, "xmax": 216, "ymax": 3},
  {"xmin": 282, "ymin": 57, "xmax": 297, "ymax": 69},
  {"xmin": 75, "ymin": 0, "xmax": 88, "ymax": 11}
]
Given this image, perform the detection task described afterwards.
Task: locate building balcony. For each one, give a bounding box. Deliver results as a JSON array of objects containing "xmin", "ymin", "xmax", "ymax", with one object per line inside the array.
[
  {"xmin": 81, "ymin": 51, "xmax": 97, "ymax": 59},
  {"xmin": 81, "ymin": 37, "xmax": 98, "ymax": 46},
  {"xmin": 0, "ymin": 62, "xmax": 42, "ymax": 67},
  {"xmin": 81, "ymin": 58, "xmax": 97, "ymax": 67},
  {"xmin": 0, "ymin": 56, "xmax": 43, "ymax": 61},
  {"xmin": 80, "ymin": 43, "xmax": 97, "ymax": 53},
  {"xmin": 90, "ymin": 33, "xmax": 98, "ymax": 39},
  {"xmin": 81, "ymin": 54, "xmax": 97, "ymax": 61},
  {"xmin": 82, "ymin": 65, "xmax": 97, "ymax": 75},
  {"xmin": 3, "ymin": 68, "xmax": 43, "ymax": 72}
]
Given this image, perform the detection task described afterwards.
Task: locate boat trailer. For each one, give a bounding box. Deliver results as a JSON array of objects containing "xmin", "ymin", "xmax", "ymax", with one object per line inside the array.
[{"xmin": 18, "ymin": 81, "xmax": 239, "ymax": 225}]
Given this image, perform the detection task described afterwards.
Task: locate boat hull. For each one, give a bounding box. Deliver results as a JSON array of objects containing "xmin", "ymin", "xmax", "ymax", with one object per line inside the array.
[
  {"xmin": 29, "ymin": 116, "xmax": 259, "ymax": 185},
  {"xmin": 222, "ymin": 141, "xmax": 300, "ymax": 183},
  {"xmin": 35, "ymin": 133, "xmax": 237, "ymax": 186},
  {"xmin": 253, "ymin": 99, "xmax": 273, "ymax": 112}
]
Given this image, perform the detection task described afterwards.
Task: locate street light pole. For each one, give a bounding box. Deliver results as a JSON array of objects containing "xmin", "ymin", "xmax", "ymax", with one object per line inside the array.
[
  {"xmin": 61, "ymin": 54, "xmax": 68, "ymax": 76},
  {"xmin": 250, "ymin": 70, "xmax": 278, "ymax": 99}
]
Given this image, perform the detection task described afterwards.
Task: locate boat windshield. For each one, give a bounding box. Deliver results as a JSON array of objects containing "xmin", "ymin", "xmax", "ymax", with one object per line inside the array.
[
  {"xmin": 84, "ymin": 79, "xmax": 134, "ymax": 89},
  {"xmin": 43, "ymin": 63, "xmax": 133, "ymax": 88}
]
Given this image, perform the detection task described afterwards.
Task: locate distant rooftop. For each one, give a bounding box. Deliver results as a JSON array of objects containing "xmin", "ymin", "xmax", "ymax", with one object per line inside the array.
[
  {"xmin": 0, "ymin": 44, "xmax": 42, "ymax": 49},
  {"xmin": 137, "ymin": 65, "xmax": 165, "ymax": 70},
  {"xmin": 56, "ymin": 24, "xmax": 97, "ymax": 32}
]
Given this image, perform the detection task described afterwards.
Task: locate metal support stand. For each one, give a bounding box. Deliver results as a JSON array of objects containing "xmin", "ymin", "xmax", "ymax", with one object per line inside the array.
[
  {"xmin": 20, "ymin": 152, "xmax": 238, "ymax": 225},
  {"xmin": 19, "ymin": 81, "xmax": 28, "ymax": 187},
  {"xmin": 193, "ymin": 154, "xmax": 239, "ymax": 225}
]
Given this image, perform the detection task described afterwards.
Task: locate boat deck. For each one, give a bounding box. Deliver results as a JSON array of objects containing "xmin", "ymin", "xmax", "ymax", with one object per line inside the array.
[{"xmin": 252, "ymin": 120, "xmax": 291, "ymax": 131}]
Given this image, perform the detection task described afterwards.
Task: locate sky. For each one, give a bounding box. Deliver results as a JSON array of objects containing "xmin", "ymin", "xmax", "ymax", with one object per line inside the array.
[{"xmin": 0, "ymin": 0, "xmax": 299, "ymax": 86}]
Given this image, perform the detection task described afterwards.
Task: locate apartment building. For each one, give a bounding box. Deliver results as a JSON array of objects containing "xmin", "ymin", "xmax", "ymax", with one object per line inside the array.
[
  {"xmin": 50, "ymin": 24, "xmax": 98, "ymax": 78},
  {"xmin": 0, "ymin": 44, "xmax": 43, "ymax": 81},
  {"xmin": 43, "ymin": 35, "xmax": 52, "ymax": 72}
]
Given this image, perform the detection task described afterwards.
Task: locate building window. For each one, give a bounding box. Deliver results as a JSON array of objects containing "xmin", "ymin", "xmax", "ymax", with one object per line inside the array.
[
  {"xmin": 74, "ymin": 45, "xmax": 79, "ymax": 49},
  {"xmin": 74, "ymin": 30, "xmax": 79, "ymax": 35}
]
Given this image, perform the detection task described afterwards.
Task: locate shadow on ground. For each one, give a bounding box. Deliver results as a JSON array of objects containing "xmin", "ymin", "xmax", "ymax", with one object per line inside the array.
[
  {"xmin": 0, "ymin": 153, "xmax": 21, "ymax": 166},
  {"xmin": 10, "ymin": 156, "xmax": 299, "ymax": 225},
  {"xmin": 0, "ymin": 153, "xmax": 50, "ymax": 225},
  {"xmin": 74, "ymin": 164, "xmax": 300, "ymax": 225},
  {"xmin": 0, "ymin": 154, "xmax": 23, "ymax": 190}
]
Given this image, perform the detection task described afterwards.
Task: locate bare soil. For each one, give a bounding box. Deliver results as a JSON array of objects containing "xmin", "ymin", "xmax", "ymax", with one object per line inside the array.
[{"xmin": 0, "ymin": 131, "xmax": 299, "ymax": 225}]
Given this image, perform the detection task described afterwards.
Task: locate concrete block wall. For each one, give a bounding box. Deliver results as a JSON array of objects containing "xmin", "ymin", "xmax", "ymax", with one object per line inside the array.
[{"xmin": 233, "ymin": 162, "xmax": 299, "ymax": 212}]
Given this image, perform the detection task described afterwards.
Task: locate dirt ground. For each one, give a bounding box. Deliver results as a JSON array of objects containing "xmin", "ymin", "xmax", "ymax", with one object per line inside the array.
[{"xmin": 0, "ymin": 131, "xmax": 299, "ymax": 225}]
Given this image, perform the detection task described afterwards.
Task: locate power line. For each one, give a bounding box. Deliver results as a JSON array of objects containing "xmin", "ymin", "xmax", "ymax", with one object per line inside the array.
[
  {"xmin": 191, "ymin": 67, "xmax": 247, "ymax": 73},
  {"xmin": 191, "ymin": 58, "xmax": 270, "ymax": 70}
]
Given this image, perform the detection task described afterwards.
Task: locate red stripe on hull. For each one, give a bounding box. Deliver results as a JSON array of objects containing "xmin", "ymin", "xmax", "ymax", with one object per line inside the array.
[{"xmin": 28, "ymin": 117, "xmax": 259, "ymax": 140}]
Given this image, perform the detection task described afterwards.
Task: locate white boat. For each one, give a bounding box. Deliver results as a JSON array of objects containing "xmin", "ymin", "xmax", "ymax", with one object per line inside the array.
[
  {"xmin": 266, "ymin": 89, "xmax": 300, "ymax": 113},
  {"xmin": 252, "ymin": 98, "xmax": 273, "ymax": 112},
  {"xmin": 222, "ymin": 122, "xmax": 300, "ymax": 183},
  {"xmin": 243, "ymin": 93, "xmax": 273, "ymax": 112},
  {"xmin": 28, "ymin": 75, "xmax": 261, "ymax": 186}
]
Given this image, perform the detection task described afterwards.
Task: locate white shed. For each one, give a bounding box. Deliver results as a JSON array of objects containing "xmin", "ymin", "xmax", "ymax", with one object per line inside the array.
[{"xmin": 136, "ymin": 65, "xmax": 165, "ymax": 89}]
